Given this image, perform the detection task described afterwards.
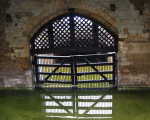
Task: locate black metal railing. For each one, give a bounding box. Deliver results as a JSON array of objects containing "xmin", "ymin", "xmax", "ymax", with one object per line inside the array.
[{"xmin": 34, "ymin": 52, "xmax": 116, "ymax": 88}]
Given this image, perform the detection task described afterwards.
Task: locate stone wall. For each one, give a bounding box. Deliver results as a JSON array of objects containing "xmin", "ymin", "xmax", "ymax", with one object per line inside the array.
[{"xmin": 0, "ymin": 0, "xmax": 149, "ymax": 88}]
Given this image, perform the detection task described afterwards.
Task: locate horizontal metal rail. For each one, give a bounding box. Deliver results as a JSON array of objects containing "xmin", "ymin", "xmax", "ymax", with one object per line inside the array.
[
  {"xmin": 36, "ymin": 52, "xmax": 115, "ymax": 59},
  {"xmin": 78, "ymin": 80, "xmax": 113, "ymax": 83},
  {"xmin": 38, "ymin": 80, "xmax": 113, "ymax": 84},
  {"xmin": 37, "ymin": 55, "xmax": 71, "ymax": 59},
  {"xmin": 38, "ymin": 80, "xmax": 72, "ymax": 84},
  {"xmin": 76, "ymin": 71, "xmax": 113, "ymax": 76},
  {"xmin": 37, "ymin": 63, "xmax": 71, "ymax": 67},
  {"xmin": 38, "ymin": 71, "xmax": 112, "ymax": 76},
  {"xmin": 77, "ymin": 62, "xmax": 113, "ymax": 67},
  {"xmin": 37, "ymin": 62, "xmax": 113, "ymax": 67},
  {"xmin": 38, "ymin": 72, "xmax": 72, "ymax": 76}
]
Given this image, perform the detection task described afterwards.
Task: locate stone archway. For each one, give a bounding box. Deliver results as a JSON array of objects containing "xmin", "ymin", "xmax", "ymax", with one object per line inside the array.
[
  {"xmin": 30, "ymin": 10, "xmax": 118, "ymax": 55},
  {"xmin": 30, "ymin": 10, "xmax": 118, "ymax": 88}
]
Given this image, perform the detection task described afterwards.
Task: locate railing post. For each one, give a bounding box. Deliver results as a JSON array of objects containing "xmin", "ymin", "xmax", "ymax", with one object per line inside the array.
[
  {"xmin": 34, "ymin": 55, "xmax": 40, "ymax": 88},
  {"xmin": 74, "ymin": 56, "xmax": 78, "ymax": 85},
  {"xmin": 71, "ymin": 56, "xmax": 78, "ymax": 87},
  {"xmin": 71, "ymin": 56, "xmax": 74, "ymax": 85},
  {"xmin": 112, "ymin": 53, "xmax": 116, "ymax": 87}
]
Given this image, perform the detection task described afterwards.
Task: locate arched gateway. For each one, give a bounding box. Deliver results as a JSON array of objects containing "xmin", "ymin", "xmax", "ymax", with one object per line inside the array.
[{"xmin": 31, "ymin": 11, "xmax": 118, "ymax": 89}]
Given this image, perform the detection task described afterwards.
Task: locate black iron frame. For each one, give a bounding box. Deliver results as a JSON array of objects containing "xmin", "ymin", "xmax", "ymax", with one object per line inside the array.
[
  {"xmin": 34, "ymin": 52, "xmax": 117, "ymax": 88},
  {"xmin": 30, "ymin": 12, "xmax": 118, "ymax": 55}
]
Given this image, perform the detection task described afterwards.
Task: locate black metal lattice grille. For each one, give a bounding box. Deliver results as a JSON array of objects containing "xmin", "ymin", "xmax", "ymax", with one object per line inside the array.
[
  {"xmin": 31, "ymin": 13, "xmax": 117, "ymax": 54},
  {"xmin": 53, "ymin": 16, "xmax": 71, "ymax": 48},
  {"xmin": 34, "ymin": 28, "xmax": 50, "ymax": 51},
  {"xmin": 97, "ymin": 26, "xmax": 115, "ymax": 49},
  {"xmin": 74, "ymin": 16, "xmax": 94, "ymax": 48}
]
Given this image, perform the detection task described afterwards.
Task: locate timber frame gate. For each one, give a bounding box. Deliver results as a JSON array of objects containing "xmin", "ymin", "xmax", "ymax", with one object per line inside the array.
[{"xmin": 31, "ymin": 9, "xmax": 118, "ymax": 89}]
